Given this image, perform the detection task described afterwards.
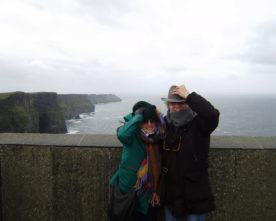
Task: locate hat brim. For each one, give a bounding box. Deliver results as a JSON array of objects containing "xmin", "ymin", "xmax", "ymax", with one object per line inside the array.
[{"xmin": 161, "ymin": 98, "xmax": 186, "ymax": 102}]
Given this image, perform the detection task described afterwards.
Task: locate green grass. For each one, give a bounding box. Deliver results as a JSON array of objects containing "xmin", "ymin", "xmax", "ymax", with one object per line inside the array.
[
  {"xmin": 0, "ymin": 92, "xmax": 22, "ymax": 100},
  {"xmin": 0, "ymin": 91, "xmax": 56, "ymax": 100}
]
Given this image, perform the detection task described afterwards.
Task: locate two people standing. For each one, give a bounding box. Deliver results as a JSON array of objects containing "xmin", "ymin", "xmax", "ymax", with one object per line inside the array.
[{"xmin": 109, "ymin": 85, "xmax": 220, "ymax": 221}]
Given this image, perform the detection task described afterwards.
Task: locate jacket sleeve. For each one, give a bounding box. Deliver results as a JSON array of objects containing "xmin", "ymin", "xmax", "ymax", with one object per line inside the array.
[
  {"xmin": 186, "ymin": 92, "xmax": 220, "ymax": 134},
  {"xmin": 117, "ymin": 113, "xmax": 143, "ymax": 145}
]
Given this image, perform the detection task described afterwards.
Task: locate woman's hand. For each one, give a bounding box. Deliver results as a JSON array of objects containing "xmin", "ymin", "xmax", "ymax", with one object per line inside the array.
[{"xmin": 150, "ymin": 192, "xmax": 160, "ymax": 207}]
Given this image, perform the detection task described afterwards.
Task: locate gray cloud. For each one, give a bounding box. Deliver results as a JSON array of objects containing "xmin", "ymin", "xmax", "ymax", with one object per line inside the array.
[
  {"xmin": 238, "ymin": 21, "xmax": 276, "ymax": 66},
  {"xmin": 0, "ymin": 53, "xmax": 153, "ymax": 94},
  {"xmin": 162, "ymin": 66, "xmax": 187, "ymax": 73},
  {"xmin": 76, "ymin": 0, "xmax": 137, "ymax": 28},
  {"xmin": 1, "ymin": 0, "xmax": 276, "ymax": 95},
  {"xmin": 28, "ymin": 0, "xmax": 135, "ymax": 27},
  {"xmin": 77, "ymin": 0, "xmax": 134, "ymax": 14}
]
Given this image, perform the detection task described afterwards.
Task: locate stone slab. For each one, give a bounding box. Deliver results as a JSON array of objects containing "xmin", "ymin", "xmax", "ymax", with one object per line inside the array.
[{"xmin": 0, "ymin": 133, "xmax": 276, "ymax": 149}]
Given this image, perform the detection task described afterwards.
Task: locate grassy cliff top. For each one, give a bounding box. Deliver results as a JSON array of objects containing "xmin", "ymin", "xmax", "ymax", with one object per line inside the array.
[
  {"xmin": 0, "ymin": 92, "xmax": 21, "ymax": 100},
  {"xmin": 0, "ymin": 92, "xmax": 57, "ymax": 100}
]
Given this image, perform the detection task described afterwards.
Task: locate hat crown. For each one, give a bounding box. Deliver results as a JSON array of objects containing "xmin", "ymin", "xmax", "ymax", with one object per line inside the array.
[
  {"xmin": 168, "ymin": 85, "xmax": 182, "ymax": 100},
  {"xmin": 161, "ymin": 85, "xmax": 186, "ymax": 102}
]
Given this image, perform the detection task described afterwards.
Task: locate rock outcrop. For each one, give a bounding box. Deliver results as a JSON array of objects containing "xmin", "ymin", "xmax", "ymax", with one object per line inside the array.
[
  {"xmin": 0, "ymin": 92, "xmax": 67, "ymax": 133},
  {"xmin": 88, "ymin": 94, "xmax": 121, "ymax": 104},
  {"xmin": 57, "ymin": 94, "xmax": 95, "ymax": 120}
]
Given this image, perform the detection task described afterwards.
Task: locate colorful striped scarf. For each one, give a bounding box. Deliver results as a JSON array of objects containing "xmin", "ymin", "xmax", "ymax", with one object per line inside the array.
[{"xmin": 134, "ymin": 110, "xmax": 165, "ymax": 198}]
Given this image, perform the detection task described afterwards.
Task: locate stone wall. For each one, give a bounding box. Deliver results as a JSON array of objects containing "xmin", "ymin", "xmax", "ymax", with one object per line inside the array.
[{"xmin": 0, "ymin": 134, "xmax": 275, "ymax": 221}]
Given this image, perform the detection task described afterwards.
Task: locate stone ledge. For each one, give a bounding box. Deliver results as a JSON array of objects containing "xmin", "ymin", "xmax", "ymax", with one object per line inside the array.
[
  {"xmin": 0, "ymin": 133, "xmax": 121, "ymax": 147},
  {"xmin": 0, "ymin": 133, "xmax": 275, "ymax": 149},
  {"xmin": 210, "ymin": 136, "xmax": 276, "ymax": 149}
]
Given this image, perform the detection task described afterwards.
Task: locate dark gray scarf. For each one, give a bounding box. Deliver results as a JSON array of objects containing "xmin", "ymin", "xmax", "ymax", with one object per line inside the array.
[{"xmin": 166, "ymin": 108, "xmax": 196, "ymax": 127}]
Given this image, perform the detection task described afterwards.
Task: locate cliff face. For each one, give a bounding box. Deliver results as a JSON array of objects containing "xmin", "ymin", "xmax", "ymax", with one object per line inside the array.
[
  {"xmin": 0, "ymin": 92, "xmax": 122, "ymax": 134},
  {"xmin": 0, "ymin": 92, "xmax": 67, "ymax": 133},
  {"xmin": 88, "ymin": 94, "xmax": 121, "ymax": 104},
  {"xmin": 57, "ymin": 94, "xmax": 95, "ymax": 120}
]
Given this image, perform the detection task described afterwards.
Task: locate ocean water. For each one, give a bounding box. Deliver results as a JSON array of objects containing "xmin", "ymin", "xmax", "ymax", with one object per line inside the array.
[{"xmin": 66, "ymin": 94, "xmax": 276, "ymax": 136}]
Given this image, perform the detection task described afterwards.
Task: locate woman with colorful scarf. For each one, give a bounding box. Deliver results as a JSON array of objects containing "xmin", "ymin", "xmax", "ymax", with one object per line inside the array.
[{"xmin": 109, "ymin": 101, "xmax": 165, "ymax": 221}]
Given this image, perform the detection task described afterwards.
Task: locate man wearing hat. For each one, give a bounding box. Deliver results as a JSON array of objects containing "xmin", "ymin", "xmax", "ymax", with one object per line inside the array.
[{"xmin": 160, "ymin": 85, "xmax": 220, "ymax": 221}]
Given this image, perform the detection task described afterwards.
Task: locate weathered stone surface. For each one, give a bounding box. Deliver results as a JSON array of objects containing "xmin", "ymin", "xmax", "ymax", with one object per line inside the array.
[
  {"xmin": 206, "ymin": 149, "xmax": 275, "ymax": 221},
  {"xmin": 0, "ymin": 145, "xmax": 53, "ymax": 220},
  {"xmin": 210, "ymin": 136, "xmax": 276, "ymax": 149},
  {"xmin": 0, "ymin": 133, "xmax": 121, "ymax": 147},
  {"xmin": 0, "ymin": 134, "xmax": 275, "ymax": 221}
]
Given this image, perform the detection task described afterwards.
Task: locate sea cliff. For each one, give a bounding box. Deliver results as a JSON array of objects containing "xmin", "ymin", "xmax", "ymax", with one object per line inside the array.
[
  {"xmin": 0, "ymin": 92, "xmax": 67, "ymax": 133},
  {"xmin": 88, "ymin": 94, "xmax": 121, "ymax": 104},
  {"xmin": 0, "ymin": 92, "xmax": 121, "ymax": 133},
  {"xmin": 57, "ymin": 94, "xmax": 95, "ymax": 120}
]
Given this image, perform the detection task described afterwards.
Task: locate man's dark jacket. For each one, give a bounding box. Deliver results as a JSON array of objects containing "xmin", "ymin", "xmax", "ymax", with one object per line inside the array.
[{"xmin": 163, "ymin": 92, "xmax": 220, "ymax": 218}]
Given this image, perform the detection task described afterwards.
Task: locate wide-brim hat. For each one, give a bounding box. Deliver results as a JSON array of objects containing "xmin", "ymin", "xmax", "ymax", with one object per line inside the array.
[{"xmin": 161, "ymin": 85, "xmax": 186, "ymax": 102}]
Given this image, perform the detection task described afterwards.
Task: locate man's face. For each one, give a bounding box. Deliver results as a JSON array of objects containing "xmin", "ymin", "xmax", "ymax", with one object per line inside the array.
[
  {"xmin": 140, "ymin": 120, "xmax": 157, "ymax": 134},
  {"xmin": 168, "ymin": 102, "xmax": 189, "ymax": 113}
]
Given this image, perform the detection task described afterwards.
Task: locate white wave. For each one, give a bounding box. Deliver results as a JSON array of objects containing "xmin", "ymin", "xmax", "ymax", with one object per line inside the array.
[
  {"xmin": 67, "ymin": 129, "xmax": 80, "ymax": 134},
  {"xmin": 66, "ymin": 119, "xmax": 75, "ymax": 123},
  {"xmin": 79, "ymin": 115, "xmax": 93, "ymax": 120},
  {"xmin": 82, "ymin": 116, "xmax": 94, "ymax": 120},
  {"xmin": 79, "ymin": 112, "xmax": 95, "ymax": 118}
]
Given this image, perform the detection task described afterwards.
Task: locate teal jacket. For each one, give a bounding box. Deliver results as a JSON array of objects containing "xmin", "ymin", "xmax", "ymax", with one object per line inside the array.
[{"xmin": 110, "ymin": 113, "xmax": 152, "ymax": 215}]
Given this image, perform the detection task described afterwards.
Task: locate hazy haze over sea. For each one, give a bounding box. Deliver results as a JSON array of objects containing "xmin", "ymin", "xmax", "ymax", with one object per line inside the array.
[{"xmin": 66, "ymin": 94, "xmax": 276, "ymax": 136}]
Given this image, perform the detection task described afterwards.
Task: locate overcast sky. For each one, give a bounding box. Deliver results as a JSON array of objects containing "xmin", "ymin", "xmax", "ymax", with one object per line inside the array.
[{"xmin": 0, "ymin": 0, "xmax": 276, "ymax": 96}]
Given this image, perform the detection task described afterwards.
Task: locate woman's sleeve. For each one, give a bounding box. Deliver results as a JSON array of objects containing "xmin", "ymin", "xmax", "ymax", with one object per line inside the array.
[{"xmin": 117, "ymin": 114, "xmax": 143, "ymax": 145}]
